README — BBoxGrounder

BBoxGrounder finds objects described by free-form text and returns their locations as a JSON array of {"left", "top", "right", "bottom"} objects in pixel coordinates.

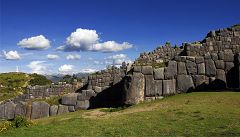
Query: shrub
[
  {"left": 0, "top": 121, "right": 11, "bottom": 133},
  {"left": 11, "top": 116, "right": 33, "bottom": 128}
]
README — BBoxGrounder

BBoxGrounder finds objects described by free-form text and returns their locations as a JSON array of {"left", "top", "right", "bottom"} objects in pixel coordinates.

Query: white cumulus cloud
[
  {"left": 105, "top": 54, "right": 132, "bottom": 65},
  {"left": 17, "top": 35, "right": 50, "bottom": 50},
  {"left": 47, "top": 54, "right": 59, "bottom": 60},
  {"left": 79, "top": 68, "right": 97, "bottom": 73},
  {"left": 57, "top": 28, "right": 132, "bottom": 52},
  {"left": 27, "top": 61, "right": 48, "bottom": 74},
  {"left": 2, "top": 50, "right": 21, "bottom": 60},
  {"left": 92, "top": 41, "right": 132, "bottom": 52},
  {"left": 58, "top": 64, "right": 74, "bottom": 74},
  {"left": 66, "top": 54, "right": 81, "bottom": 60}
]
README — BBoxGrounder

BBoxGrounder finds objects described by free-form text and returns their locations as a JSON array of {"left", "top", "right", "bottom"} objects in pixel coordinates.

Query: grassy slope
[
  {"left": 0, "top": 73, "right": 30, "bottom": 102},
  {"left": 0, "top": 73, "right": 52, "bottom": 102},
  {"left": 1, "top": 92, "right": 240, "bottom": 137}
]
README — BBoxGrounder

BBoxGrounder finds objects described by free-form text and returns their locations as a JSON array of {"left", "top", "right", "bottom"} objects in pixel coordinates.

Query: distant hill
[
  {"left": 45, "top": 73, "right": 89, "bottom": 83},
  {"left": 0, "top": 72, "right": 52, "bottom": 101}
]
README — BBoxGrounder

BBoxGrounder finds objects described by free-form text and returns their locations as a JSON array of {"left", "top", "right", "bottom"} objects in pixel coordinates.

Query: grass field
[{"left": 1, "top": 92, "right": 240, "bottom": 137}]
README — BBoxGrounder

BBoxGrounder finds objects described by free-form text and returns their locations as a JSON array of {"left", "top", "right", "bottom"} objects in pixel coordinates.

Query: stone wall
[
  {"left": 124, "top": 51, "right": 240, "bottom": 104},
  {"left": 186, "top": 26, "right": 240, "bottom": 56},
  {"left": 9, "top": 85, "right": 78, "bottom": 104},
  {"left": 0, "top": 25, "right": 239, "bottom": 120}
]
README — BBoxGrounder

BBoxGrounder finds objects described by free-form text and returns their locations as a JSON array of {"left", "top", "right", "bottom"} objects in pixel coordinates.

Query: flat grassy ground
[{"left": 1, "top": 92, "right": 240, "bottom": 137}]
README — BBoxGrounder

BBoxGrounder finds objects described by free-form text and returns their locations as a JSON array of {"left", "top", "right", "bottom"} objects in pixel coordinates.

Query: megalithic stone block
[
  {"left": 154, "top": 80, "right": 163, "bottom": 96},
  {"left": 124, "top": 72, "right": 145, "bottom": 105},
  {"left": 31, "top": 101, "right": 50, "bottom": 119},
  {"left": 50, "top": 105, "right": 58, "bottom": 116},
  {"left": 177, "top": 75, "right": 195, "bottom": 93},
  {"left": 15, "top": 101, "right": 27, "bottom": 117},
  {"left": 145, "top": 75, "right": 154, "bottom": 96},
  {"left": 4, "top": 101, "right": 16, "bottom": 120},
  {"left": 205, "top": 59, "right": 216, "bottom": 76},
  {"left": 165, "top": 61, "right": 177, "bottom": 79},
  {"left": 163, "top": 79, "right": 176, "bottom": 96},
  {"left": 61, "top": 93, "right": 78, "bottom": 106}
]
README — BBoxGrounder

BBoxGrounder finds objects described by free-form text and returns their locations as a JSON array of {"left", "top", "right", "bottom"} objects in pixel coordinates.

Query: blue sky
[{"left": 0, "top": 0, "right": 240, "bottom": 74}]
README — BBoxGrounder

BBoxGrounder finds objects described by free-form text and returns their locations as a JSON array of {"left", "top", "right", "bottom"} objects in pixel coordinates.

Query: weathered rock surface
[
  {"left": 15, "top": 101, "right": 27, "bottom": 117},
  {"left": 75, "top": 100, "right": 89, "bottom": 110},
  {"left": 31, "top": 101, "right": 50, "bottom": 119},
  {"left": 205, "top": 59, "right": 216, "bottom": 76},
  {"left": 61, "top": 93, "right": 78, "bottom": 106},
  {"left": 163, "top": 79, "right": 176, "bottom": 95},
  {"left": 177, "top": 75, "right": 195, "bottom": 92},
  {"left": 197, "top": 63, "right": 205, "bottom": 75},
  {"left": 154, "top": 80, "right": 163, "bottom": 96},
  {"left": 186, "top": 60, "right": 197, "bottom": 75},
  {"left": 153, "top": 68, "right": 164, "bottom": 80},
  {"left": 57, "top": 105, "right": 69, "bottom": 115},
  {"left": 50, "top": 105, "right": 58, "bottom": 116},
  {"left": 178, "top": 62, "right": 187, "bottom": 75},
  {"left": 145, "top": 75, "right": 154, "bottom": 96},
  {"left": 164, "top": 61, "right": 177, "bottom": 79},
  {"left": 124, "top": 72, "right": 145, "bottom": 105},
  {"left": 142, "top": 66, "right": 153, "bottom": 75},
  {"left": 215, "top": 60, "right": 225, "bottom": 69}
]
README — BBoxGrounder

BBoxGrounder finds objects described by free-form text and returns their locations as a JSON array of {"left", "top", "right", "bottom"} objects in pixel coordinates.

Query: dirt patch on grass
[{"left": 82, "top": 102, "right": 170, "bottom": 119}]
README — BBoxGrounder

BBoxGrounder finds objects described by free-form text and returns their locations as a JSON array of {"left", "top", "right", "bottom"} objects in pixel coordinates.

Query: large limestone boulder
[
  {"left": 57, "top": 105, "right": 69, "bottom": 115},
  {"left": 142, "top": 66, "right": 153, "bottom": 75},
  {"left": 205, "top": 59, "right": 216, "bottom": 76},
  {"left": 4, "top": 101, "right": 16, "bottom": 119},
  {"left": 164, "top": 61, "right": 177, "bottom": 79},
  {"left": 177, "top": 75, "right": 195, "bottom": 92},
  {"left": 186, "top": 60, "right": 197, "bottom": 75},
  {"left": 75, "top": 100, "right": 89, "bottom": 110},
  {"left": 216, "top": 69, "right": 226, "bottom": 83},
  {"left": 224, "top": 50, "right": 234, "bottom": 62},
  {"left": 225, "top": 62, "right": 234, "bottom": 72},
  {"left": 15, "top": 101, "right": 27, "bottom": 117},
  {"left": 31, "top": 101, "right": 50, "bottom": 119},
  {"left": 195, "top": 57, "right": 204, "bottom": 64},
  {"left": 178, "top": 62, "right": 187, "bottom": 75},
  {"left": 153, "top": 68, "right": 164, "bottom": 80},
  {"left": 154, "top": 80, "right": 163, "bottom": 96},
  {"left": 124, "top": 72, "right": 145, "bottom": 105},
  {"left": 215, "top": 60, "right": 225, "bottom": 69},
  {"left": 145, "top": 75, "right": 154, "bottom": 96},
  {"left": 163, "top": 79, "right": 176, "bottom": 96},
  {"left": 133, "top": 66, "right": 141, "bottom": 72},
  {"left": 197, "top": 63, "right": 205, "bottom": 75},
  {"left": 61, "top": 93, "right": 78, "bottom": 106},
  {"left": 50, "top": 105, "right": 58, "bottom": 116},
  {"left": 192, "top": 75, "right": 209, "bottom": 90}
]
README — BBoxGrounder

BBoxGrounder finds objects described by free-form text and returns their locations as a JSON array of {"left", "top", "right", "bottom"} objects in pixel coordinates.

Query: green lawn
[{"left": 1, "top": 92, "right": 240, "bottom": 137}]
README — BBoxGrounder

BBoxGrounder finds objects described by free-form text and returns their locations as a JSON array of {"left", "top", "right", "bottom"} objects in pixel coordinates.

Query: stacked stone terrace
[
  {"left": 125, "top": 52, "right": 240, "bottom": 104},
  {"left": 135, "top": 25, "right": 240, "bottom": 65},
  {"left": 186, "top": 25, "right": 240, "bottom": 56},
  {"left": 135, "top": 44, "right": 183, "bottom": 65},
  {"left": 125, "top": 25, "right": 240, "bottom": 104}
]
